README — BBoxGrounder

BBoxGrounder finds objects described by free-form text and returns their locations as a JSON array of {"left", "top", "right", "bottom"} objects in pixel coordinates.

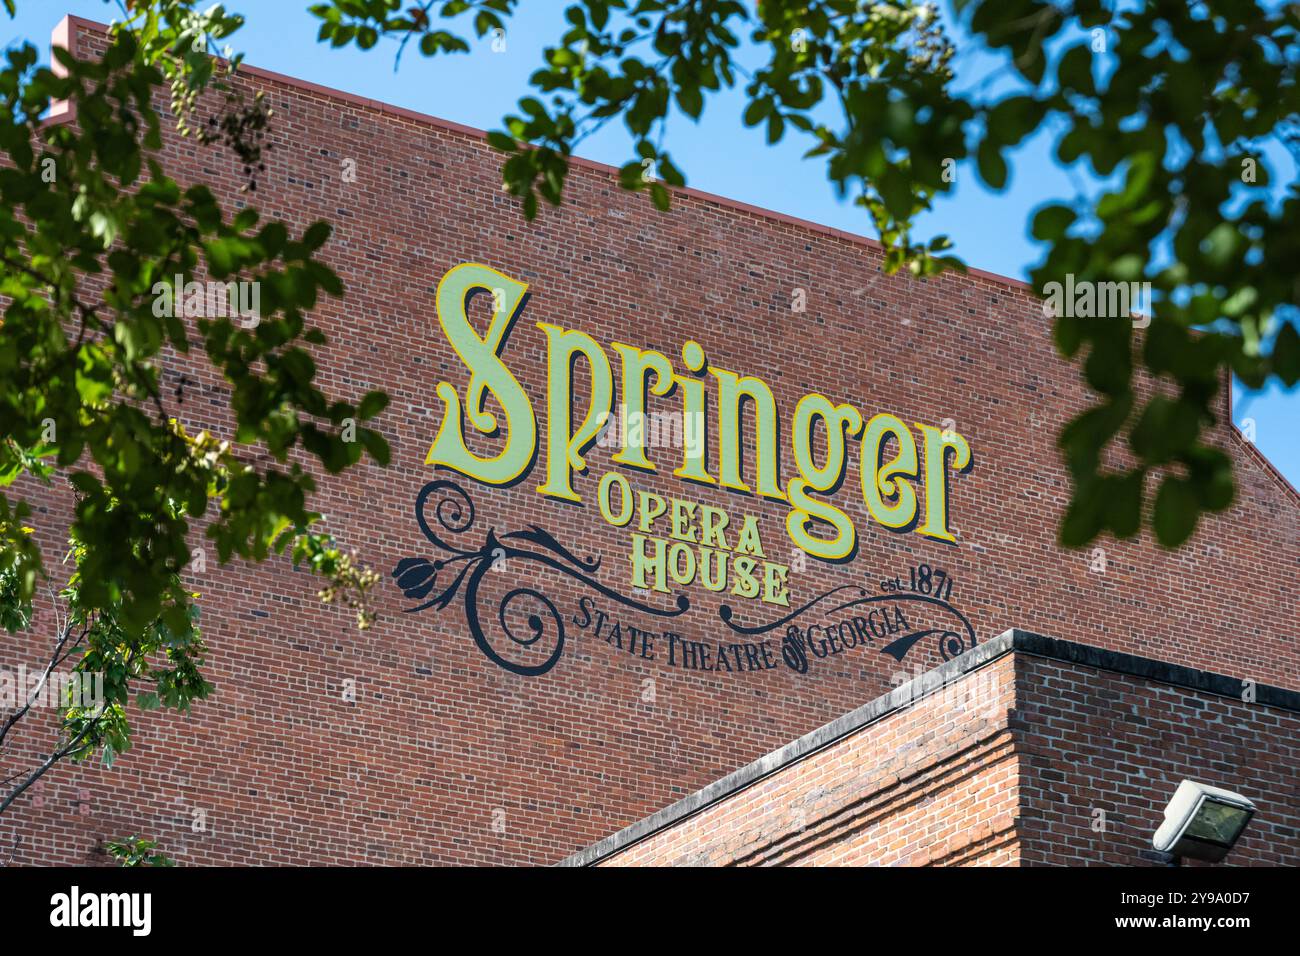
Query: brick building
[{"left": 2, "top": 16, "right": 1297, "bottom": 867}]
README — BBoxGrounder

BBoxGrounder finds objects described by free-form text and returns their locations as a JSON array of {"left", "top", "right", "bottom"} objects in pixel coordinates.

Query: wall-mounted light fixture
[{"left": 1153, "top": 780, "right": 1256, "bottom": 864}]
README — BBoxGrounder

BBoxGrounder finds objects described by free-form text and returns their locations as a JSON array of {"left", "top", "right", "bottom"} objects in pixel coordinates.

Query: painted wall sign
[{"left": 394, "top": 264, "right": 978, "bottom": 677}]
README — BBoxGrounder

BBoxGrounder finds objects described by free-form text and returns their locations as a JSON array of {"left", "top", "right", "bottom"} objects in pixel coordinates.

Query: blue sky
[{"left": 3, "top": 1, "right": 1296, "bottom": 487}]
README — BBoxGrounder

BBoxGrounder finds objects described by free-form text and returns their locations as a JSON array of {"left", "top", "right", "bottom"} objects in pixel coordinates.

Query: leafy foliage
[
  {"left": 104, "top": 834, "right": 176, "bottom": 866},
  {"left": 0, "top": 1, "right": 389, "bottom": 809},
  {"left": 0, "top": 523, "right": 212, "bottom": 814},
  {"left": 0, "top": 512, "right": 378, "bottom": 813},
  {"left": 287, "top": 530, "right": 382, "bottom": 630},
  {"left": 313, "top": 0, "right": 1300, "bottom": 548},
  {"left": 967, "top": 0, "right": 1300, "bottom": 548},
  {"left": 0, "top": 8, "right": 389, "bottom": 633}
]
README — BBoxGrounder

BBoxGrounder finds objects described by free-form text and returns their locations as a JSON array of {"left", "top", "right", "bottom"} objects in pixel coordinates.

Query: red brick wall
[
  {"left": 597, "top": 654, "right": 1023, "bottom": 866},
  {"left": 1, "top": 17, "right": 1296, "bottom": 866},
  {"left": 590, "top": 642, "right": 1299, "bottom": 866},
  {"left": 1014, "top": 654, "right": 1300, "bottom": 866}
]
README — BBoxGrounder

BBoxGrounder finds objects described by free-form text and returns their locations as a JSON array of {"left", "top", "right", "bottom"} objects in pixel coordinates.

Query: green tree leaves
[
  {"left": 1275, "top": 321, "right": 1300, "bottom": 386},
  {"left": 993, "top": 0, "right": 1300, "bottom": 547},
  {"left": 0, "top": 8, "right": 389, "bottom": 640},
  {"left": 104, "top": 835, "right": 176, "bottom": 867}
]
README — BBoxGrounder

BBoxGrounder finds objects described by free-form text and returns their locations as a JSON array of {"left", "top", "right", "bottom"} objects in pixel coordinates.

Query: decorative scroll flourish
[
  {"left": 393, "top": 480, "right": 688, "bottom": 676},
  {"left": 720, "top": 585, "right": 977, "bottom": 674}
]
